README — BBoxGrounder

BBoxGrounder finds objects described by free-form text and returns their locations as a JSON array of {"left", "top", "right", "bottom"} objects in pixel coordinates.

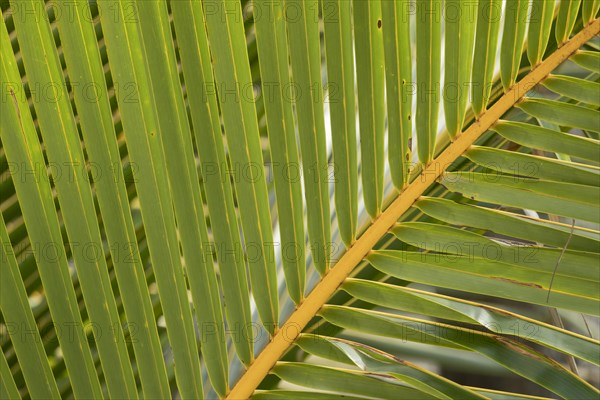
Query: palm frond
[{"left": 1, "top": 1, "right": 599, "bottom": 399}]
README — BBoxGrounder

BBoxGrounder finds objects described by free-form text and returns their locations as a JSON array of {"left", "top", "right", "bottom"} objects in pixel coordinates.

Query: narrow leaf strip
[
  {"left": 542, "top": 75, "right": 600, "bottom": 105},
  {"left": 415, "top": 0, "right": 442, "bottom": 163},
  {"left": 297, "top": 335, "right": 486, "bottom": 399},
  {"left": 518, "top": 98, "right": 600, "bottom": 133},
  {"left": 55, "top": 2, "right": 170, "bottom": 396},
  {"left": 253, "top": 390, "right": 364, "bottom": 400},
  {"left": 500, "top": 0, "right": 529, "bottom": 90},
  {"left": 556, "top": 0, "right": 583, "bottom": 45},
  {"left": 440, "top": 172, "right": 600, "bottom": 223},
  {"left": 284, "top": 0, "right": 331, "bottom": 274},
  {"left": 382, "top": 0, "right": 412, "bottom": 189},
  {"left": 471, "top": 0, "right": 502, "bottom": 116},
  {"left": 0, "top": 16, "right": 102, "bottom": 399},
  {"left": 570, "top": 50, "right": 600, "bottom": 72},
  {"left": 136, "top": 2, "right": 242, "bottom": 395},
  {"left": 354, "top": 0, "right": 385, "bottom": 216},
  {"left": 527, "top": 0, "right": 555, "bottom": 67},
  {"left": 0, "top": 213, "right": 59, "bottom": 398},
  {"left": 465, "top": 146, "right": 600, "bottom": 186},
  {"left": 254, "top": 0, "right": 306, "bottom": 303},
  {"left": 272, "top": 362, "right": 432, "bottom": 399},
  {"left": 368, "top": 250, "right": 598, "bottom": 315},
  {"left": 204, "top": 0, "right": 279, "bottom": 333},
  {"left": 492, "top": 120, "right": 600, "bottom": 161},
  {"left": 343, "top": 280, "right": 600, "bottom": 366},
  {"left": 0, "top": 347, "right": 19, "bottom": 400},
  {"left": 582, "top": 0, "right": 600, "bottom": 24},
  {"left": 171, "top": 0, "right": 252, "bottom": 377},
  {"left": 320, "top": 306, "right": 599, "bottom": 399},
  {"left": 391, "top": 222, "right": 600, "bottom": 283},
  {"left": 99, "top": 1, "right": 207, "bottom": 395},
  {"left": 11, "top": 1, "right": 137, "bottom": 396},
  {"left": 444, "top": 0, "right": 478, "bottom": 138},
  {"left": 323, "top": 0, "right": 358, "bottom": 244},
  {"left": 416, "top": 197, "right": 600, "bottom": 251}
]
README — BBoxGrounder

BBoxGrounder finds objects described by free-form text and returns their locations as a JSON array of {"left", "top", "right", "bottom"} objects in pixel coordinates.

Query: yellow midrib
[{"left": 226, "top": 18, "right": 600, "bottom": 400}]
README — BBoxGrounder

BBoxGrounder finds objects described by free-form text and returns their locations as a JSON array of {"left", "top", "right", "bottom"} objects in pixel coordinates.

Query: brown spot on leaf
[{"left": 492, "top": 277, "right": 542, "bottom": 289}]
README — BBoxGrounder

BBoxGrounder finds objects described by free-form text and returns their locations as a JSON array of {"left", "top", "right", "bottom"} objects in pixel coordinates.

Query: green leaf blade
[
  {"left": 444, "top": 0, "right": 478, "bottom": 138},
  {"left": 11, "top": 1, "right": 137, "bottom": 396},
  {"left": 465, "top": 146, "right": 600, "bottom": 186},
  {"left": 500, "top": 0, "right": 528, "bottom": 90},
  {"left": 0, "top": 214, "right": 60, "bottom": 399},
  {"left": 204, "top": 0, "right": 279, "bottom": 333},
  {"left": 323, "top": 0, "right": 358, "bottom": 245},
  {"left": 55, "top": 2, "right": 171, "bottom": 396},
  {"left": 382, "top": 0, "right": 412, "bottom": 189},
  {"left": 1, "top": 15, "right": 102, "bottom": 399},
  {"left": 471, "top": 0, "right": 502, "bottom": 116},
  {"left": 272, "top": 362, "right": 435, "bottom": 399},
  {"left": 527, "top": 0, "right": 555, "bottom": 67},
  {"left": 416, "top": 0, "right": 442, "bottom": 163},
  {"left": 99, "top": 1, "right": 209, "bottom": 395},
  {"left": 297, "top": 335, "right": 486, "bottom": 400},
  {"left": 321, "top": 306, "right": 599, "bottom": 399},
  {"left": 582, "top": 0, "right": 600, "bottom": 24},
  {"left": 284, "top": 0, "right": 331, "bottom": 274},
  {"left": 542, "top": 74, "right": 600, "bottom": 106},
  {"left": 570, "top": 50, "right": 600, "bottom": 72},
  {"left": 492, "top": 120, "right": 600, "bottom": 161},
  {"left": 171, "top": 0, "right": 254, "bottom": 372},
  {"left": 354, "top": 0, "right": 385, "bottom": 216},
  {"left": 0, "top": 346, "right": 19, "bottom": 400},
  {"left": 369, "top": 250, "right": 599, "bottom": 315},
  {"left": 440, "top": 172, "right": 600, "bottom": 224},
  {"left": 254, "top": 0, "right": 306, "bottom": 303},
  {"left": 344, "top": 277, "right": 600, "bottom": 366},
  {"left": 518, "top": 98, "right": 600, "bottom": 134},
  {"left": 556, "top": 0, "right": 583, "bottom": 45},
  {"left": 416, "top": 197, "right": 600, "bottom": 252}
]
